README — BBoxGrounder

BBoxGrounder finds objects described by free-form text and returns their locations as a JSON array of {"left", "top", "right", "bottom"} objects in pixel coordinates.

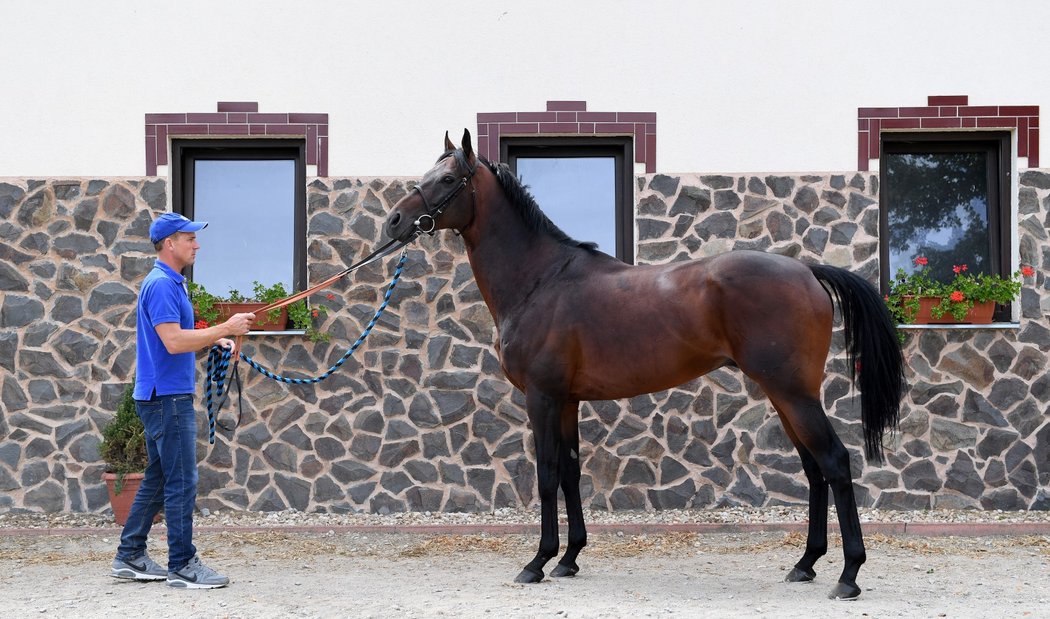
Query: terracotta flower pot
[
  {"left": 103, "top": 472, "right": 144, "bottom": 525},
  {"left": 103, "top": 472, "right": 162, "bottom": 525},
  {"left": 906, "top": 296, "right": 996, "bottom": 324},
  {"left": 215, "top": 302, "right": 288, "bottom": 331}
]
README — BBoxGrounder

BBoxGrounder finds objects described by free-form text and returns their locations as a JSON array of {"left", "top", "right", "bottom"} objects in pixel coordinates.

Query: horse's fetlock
[{"left": 538, "top": 544, "right": 559, "bottom": 560}]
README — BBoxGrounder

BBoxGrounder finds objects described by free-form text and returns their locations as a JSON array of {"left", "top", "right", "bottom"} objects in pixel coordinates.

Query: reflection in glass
[
  {"left": 884, "top": 152, "right": 990, "bottom": 282},
  {"left": 516, "top": 157, "right": 615, "bottom": 254},
  {"left": 192, "top": 159, "right": 295, "bottom": 295}
]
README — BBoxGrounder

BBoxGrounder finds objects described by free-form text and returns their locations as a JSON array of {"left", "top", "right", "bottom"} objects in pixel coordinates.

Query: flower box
[
  {"left": 886, "top": 256, "right": 1033, "bottom": 329},
  {"left": 905, "top": 296, "right": 995, "bottom": 325},
  {"left": 189, "top": 280, "right": 332, "bottom": 341},
  {"left": 215, "top": 302, "right": 288, "bottom": 331}
]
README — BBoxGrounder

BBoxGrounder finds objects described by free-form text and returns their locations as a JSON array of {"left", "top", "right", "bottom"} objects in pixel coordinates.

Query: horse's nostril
[{"left": 389, "top": 213, "right": 401, "bottom": 228}]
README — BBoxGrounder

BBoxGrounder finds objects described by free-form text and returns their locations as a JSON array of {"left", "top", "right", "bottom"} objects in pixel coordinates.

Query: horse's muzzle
[{"left": 383, "top": 210, "right": 414, "bottom": 243}]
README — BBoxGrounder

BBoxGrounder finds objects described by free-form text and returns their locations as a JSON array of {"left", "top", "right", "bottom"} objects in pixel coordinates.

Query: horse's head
[{"left": 384, "top": 129, "right": 479, "bottom": 243}]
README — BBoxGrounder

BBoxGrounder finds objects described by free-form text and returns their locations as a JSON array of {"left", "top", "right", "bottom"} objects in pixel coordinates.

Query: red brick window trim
[
  {"left": 477, "top": 101, "right": 657, "bottom": 173},
  {"left": 145, "top": 102, "right": 329, "bottom": 176},
  {"left": 858, "top": 95, "right": 1039, "bottom": 170}
]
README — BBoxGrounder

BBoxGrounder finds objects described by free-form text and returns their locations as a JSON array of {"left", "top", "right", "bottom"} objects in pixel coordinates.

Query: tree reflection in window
[{"left": 884, "top": 151, "right": 990, "bottom": 283}]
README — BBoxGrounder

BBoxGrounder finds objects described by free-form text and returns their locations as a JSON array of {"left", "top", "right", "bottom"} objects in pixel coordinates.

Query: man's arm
[{"left": 155, "top": 313, "right": 255, "bottom": 355}]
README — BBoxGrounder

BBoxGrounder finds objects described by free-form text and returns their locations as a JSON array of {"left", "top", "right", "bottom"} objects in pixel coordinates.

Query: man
[{"left": 111, "top": 212, "right": 255, "bottom": 589}]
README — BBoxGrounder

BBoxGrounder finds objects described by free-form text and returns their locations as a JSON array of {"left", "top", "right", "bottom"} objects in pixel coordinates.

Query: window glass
[
  {"left": 191, "top": 159, "right": 295, "bottom": 296},
  {"left": 503, "top": 137, "right": 632, "bottom": 262},
  {"left": 516, "top": 157, "right": 616, "bottom": 255},
  {"left": 884, "top": 151, "right": 991, "bottom": 281},
  {"left": 880, "top": 132, "right": 1011, "bottom": 321}
]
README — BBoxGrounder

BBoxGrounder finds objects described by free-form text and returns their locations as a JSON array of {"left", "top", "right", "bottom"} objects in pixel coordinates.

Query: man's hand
[
  {"left": 155, "top": 312, "right": 259, "bottom": 355},
  {"left": 215, "top": 338, "right": 235, "bottom": 350},
  {"left": 223, "top": 312, "right": 255, "bottom": 337}
]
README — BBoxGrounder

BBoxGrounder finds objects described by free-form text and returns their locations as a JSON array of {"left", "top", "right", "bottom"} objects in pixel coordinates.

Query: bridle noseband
[{"left": 412, "top": 150, "right": 478, "bottom": 236}]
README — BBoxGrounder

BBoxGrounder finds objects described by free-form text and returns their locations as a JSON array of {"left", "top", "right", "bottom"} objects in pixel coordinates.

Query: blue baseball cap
[{"left": 149, "top": 212, "right": 208, "bottom": 243}]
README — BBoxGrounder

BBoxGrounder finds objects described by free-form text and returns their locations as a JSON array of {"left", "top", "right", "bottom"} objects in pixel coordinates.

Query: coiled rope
[{"left": 203, "top": 248, "right": 408, "bottom": 443}]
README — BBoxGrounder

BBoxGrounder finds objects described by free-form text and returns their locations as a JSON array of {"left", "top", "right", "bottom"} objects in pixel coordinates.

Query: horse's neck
[{"left": 460, "top": 199, "right": 570, "bottom": 323}]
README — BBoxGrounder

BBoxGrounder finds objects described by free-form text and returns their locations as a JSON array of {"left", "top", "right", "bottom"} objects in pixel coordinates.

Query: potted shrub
[
  {"left": 99, "top": 383, "right": 149, "bottom": 525},
  {"left": 189, "top": 280, "right": 331, "bottom": 342},
  {"left": 885, "top": 255, "right": 1034, "bottom": 325}
]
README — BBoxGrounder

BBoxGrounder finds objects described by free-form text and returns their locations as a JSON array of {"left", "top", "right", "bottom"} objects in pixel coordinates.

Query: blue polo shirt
[{"left": 134, "top": 260, "right": 196, "bottom": 400}]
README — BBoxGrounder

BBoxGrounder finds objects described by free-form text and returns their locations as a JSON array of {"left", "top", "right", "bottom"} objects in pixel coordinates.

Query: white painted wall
[{"left": 2, "top": 0, "right": 1048, "bottom": 176}]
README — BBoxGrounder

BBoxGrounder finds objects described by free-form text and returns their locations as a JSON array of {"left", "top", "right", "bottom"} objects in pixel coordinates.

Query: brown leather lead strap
[{"left": 229, "top": 238, "right": 407, "bottom": 359}]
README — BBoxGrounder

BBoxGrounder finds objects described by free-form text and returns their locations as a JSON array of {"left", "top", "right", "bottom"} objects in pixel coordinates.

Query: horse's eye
[{"left": 441, "top": 175, "right": 456, "bottom": 184}]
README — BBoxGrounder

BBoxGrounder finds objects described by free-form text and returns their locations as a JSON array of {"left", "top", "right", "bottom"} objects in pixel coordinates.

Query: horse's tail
[{"left": 809, "top": 264, "right": 905, "bottom": 463}]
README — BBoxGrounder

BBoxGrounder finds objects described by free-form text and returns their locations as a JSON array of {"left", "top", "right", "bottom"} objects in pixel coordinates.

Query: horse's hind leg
[
  {"left": 782, "top": 439, "right": 829, "bottom": 583},
  {"left": 514, "top": 391, "right": 563, "bottom": 584},
  {"left": 771, "top": 394, "right": 866, "bottom": 600},
  {"left": 551, "top": 403, "right": 586, "bottom": 578}
]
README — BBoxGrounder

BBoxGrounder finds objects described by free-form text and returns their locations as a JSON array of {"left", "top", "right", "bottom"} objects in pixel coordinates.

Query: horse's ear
[
  {"left": 461, "top": 128, "right": 475, "bottom": 164},
  {"left": 444, "top": 131, "right": 455, "bottom": 152}
]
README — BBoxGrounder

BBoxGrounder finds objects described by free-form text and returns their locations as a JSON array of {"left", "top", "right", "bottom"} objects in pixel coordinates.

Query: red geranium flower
[
  {"left": 952, "top": 264, "right": 968, "bottom": 274},
  {"left": 326, "top": 293, "right": 336, "bottom": 300},
  {"left": 1021, "top": 265, "right": 1035, "bottom": 278},
  {"left": 949, "top": 290, "right": 965, "bottom": 302},
  {"left": 194, "top": 320, "right": 209, "bottom": 329},
  {"left": 914, "top": 256, "right": 928, "bottom": 267}
]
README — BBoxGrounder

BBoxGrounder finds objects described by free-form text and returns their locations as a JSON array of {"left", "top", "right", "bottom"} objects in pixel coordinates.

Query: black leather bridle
[{"left": 411, "top": 149, "right": 478, "bottom": 235}]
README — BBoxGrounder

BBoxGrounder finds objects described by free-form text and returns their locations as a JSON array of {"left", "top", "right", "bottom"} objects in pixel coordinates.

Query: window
[
  {"left": 501, "top": 136, "right": 634, "bottom": 263},
  {"left": 172, "top": 139, "right": 306, "bottom": 296},
  {"left": 879, "top": 132, "right": 1012, "bottom": 320}
]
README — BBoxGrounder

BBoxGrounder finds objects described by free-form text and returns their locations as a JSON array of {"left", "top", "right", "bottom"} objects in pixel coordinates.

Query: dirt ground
[{"left": 1, "top": 529, "right": 1048, "bottom": 618}]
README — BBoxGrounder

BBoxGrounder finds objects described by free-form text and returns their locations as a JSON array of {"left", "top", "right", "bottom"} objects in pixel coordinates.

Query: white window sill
[
  {"left": 897, "top": 322, "right": 1020, "bottom": 330},
  {"left": 243, "top": 329, "right": 307, "bottom": 336}
]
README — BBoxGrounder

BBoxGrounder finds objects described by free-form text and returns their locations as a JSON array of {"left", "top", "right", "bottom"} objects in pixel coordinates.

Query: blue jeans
[{"left": 115, "top": 393, "right": 199, "bottom": 572}]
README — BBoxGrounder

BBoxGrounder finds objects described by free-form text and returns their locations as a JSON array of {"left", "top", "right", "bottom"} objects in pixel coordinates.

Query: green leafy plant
[
  {"left": 189, "top": 280, "right": 332, "bottom": 342},
  {"left": 885, "top": 255, "right": 1034, "bottom": 323},
  {"left": 99, "top": 383, "right": 147, "bottom": 495},
  {"left": 188, "top": 280, "right": 220, "bottom": 328}
]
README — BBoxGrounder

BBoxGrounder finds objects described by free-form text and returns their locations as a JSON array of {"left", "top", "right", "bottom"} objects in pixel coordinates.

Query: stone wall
[{"left": 1, "top": 171, "right": 1047, "bottom": 515}]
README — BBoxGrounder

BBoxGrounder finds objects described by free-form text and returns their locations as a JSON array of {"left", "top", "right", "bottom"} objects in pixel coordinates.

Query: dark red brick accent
[
  {"left": 858, "top": 95, "right": 1040, "bottom": 169},
  {"left": 927, "top": 95, "right": 969, "bottom": 106},
  {"left": 217, "top": 101, "right": 259, "bottom": 112},
  {"left": 476, "top": 101, "right": 658, "bottom": 172},
  {"left": 144, "top": 102, "right": 329, "bottom": 175}
]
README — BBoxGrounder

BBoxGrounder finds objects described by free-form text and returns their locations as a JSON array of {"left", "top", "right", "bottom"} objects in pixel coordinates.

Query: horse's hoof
[
  {"left": 828, "top": 581, "right": 861, "bottom": 600},
  {"left": 550, "top": 562, "right": 579, "bottom": 578},
  {"left": 514, "top": 568, "right": 544, "bottom": 584},
  {"left": 784, "top": 567, "right": 816, "bottom": 583}
]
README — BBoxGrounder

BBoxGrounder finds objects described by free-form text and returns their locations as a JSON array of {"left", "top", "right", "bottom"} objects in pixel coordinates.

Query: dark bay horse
[{"left": 383, "top": 130, "right": 905, "bottom": 600}]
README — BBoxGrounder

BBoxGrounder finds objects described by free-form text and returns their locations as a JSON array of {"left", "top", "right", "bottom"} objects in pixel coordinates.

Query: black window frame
[
  {"left": 500, "top": 136, "right": 635, "bottom": 264},
  {"left": 171, "top": 138, "right": 307, "bottom": 291},
  {"left": 879, "top": 131, "right": 1012, "bottom": 322}
]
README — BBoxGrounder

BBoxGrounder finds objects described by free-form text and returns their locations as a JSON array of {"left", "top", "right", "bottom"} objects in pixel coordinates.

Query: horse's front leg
[
  {"left": 514, "top": 391, "right": 562, "bottom": 584},
  {"left": 551, "top": 402, "right": 585, "bottom": 578}
]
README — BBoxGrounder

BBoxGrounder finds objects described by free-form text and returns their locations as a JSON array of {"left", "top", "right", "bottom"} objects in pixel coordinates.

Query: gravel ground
[
  {"left": 1, "top": 507, "right": 1049, "bottom": 618},
  {"left": 4, "top": 505, "right": 1050, "bottom": 531}
]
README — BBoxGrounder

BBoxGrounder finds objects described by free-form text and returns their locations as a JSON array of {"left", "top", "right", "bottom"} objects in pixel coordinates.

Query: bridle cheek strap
[{"left": 412, "top": 151, "right": 478, "bottom": 235}]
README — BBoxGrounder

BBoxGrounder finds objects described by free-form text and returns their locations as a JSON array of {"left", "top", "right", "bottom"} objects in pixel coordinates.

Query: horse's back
[{"left": 520, "top": 249, "right": 836, "bottom": 400}]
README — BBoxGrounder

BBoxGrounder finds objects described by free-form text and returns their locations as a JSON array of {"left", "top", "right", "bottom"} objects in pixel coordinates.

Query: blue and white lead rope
[{"left": 203, "top": 248, "right": 408, "bottom": 444}]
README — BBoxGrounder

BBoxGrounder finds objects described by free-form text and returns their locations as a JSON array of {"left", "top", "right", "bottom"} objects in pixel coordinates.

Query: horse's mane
[{"left": 474, "top": 155, "right": 601, "bottom": 253}]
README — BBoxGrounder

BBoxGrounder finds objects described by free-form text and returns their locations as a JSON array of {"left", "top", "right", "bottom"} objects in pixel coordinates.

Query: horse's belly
[{"left": 569, "top": 348, "right": 726, "bottom": 401}]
